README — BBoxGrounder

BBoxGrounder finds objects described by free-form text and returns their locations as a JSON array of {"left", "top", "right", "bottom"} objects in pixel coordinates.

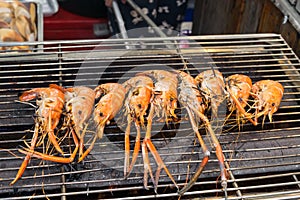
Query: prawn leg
[
  {"left": 194, "top": 108, "right": 228, "bottom": 189},
  {"left": 78, "top": 135, "right": 98, "bottom": 162},
  {"left": 77, "top": 123, "right": 89, "bottom": 160},
  {"left": 19, "top": 127, "right": 79, "bottom": 163},
  {"left": 78, "top": 124, "right": 102, "bottom": 162},
  {"left": 47, "top": 111, "right": 64, "bottom": 154},
  {"left": 10, "top": 122, "right": 39, "bottom": 185},
  {"left": 125, "top": 116, "right": 142, "bottom": 177},
  {"left": 142, "top": 137, "right": 156, "bottom": 191},
  {"left": 179, "top": 108, "right": 227, "bottom": 195},
  {"left": 124, "top": 115, "right": 133, "bottom": 177},
  {"left": 178, "top": 107, "right": 210, "bottom": 195},
  {"left": 143, "top": 103, "right": 179, "bottom": 192},
  {"left": 226, "top": 86, "right": 257, "bottom": 126}
]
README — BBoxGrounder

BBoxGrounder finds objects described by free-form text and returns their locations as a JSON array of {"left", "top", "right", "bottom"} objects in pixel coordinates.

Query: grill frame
[{"left": 0, "top": 33, "right": 300, "bottom": 199}]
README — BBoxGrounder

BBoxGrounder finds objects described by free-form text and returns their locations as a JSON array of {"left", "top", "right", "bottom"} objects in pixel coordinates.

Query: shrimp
[
  {"left": 65, "top": 86, "right": 95, "bottom": 158},
  {"left": 195, "top": 70, "right": 225, "bottom": 106},
  {"left": 225, "top": 74, "right": 257, "bottom": 126},
  {"left": 195, "top": 69, "right": 227, "bottom": 148},
  {"left": 174, "top": 71, "right": 227, "bottom": 196},
  {"left": 10, "top": 84, "right": 65, "bottom": 185},
  {"left": 251, "top": 80, "right": 284, "bottom": 125},
  {"left": 122, "top": 76, "right": 159, "bottom": 191},
  {"left": 21, "top": 86, "right": 96, "bottom": 164},
  {"left": 137, "top": 70, "right": 178, "bottom": 122},
  {"left": 134, "top": 70, "right": 179, "bottom": 191},
  {"left": 78, "top": 83, "right": 126, "bottom": 162}
]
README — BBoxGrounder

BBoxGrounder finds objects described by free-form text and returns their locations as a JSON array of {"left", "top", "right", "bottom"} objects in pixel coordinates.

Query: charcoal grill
[{"left": 0, "top": 33, "right": 300, "bottom": 199}]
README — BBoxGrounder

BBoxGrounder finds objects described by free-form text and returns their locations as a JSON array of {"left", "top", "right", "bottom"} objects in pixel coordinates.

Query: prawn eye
[
  {"left": 271, "top": 103, "right": 275, "bottom": 106},
  {"left": 133, "top": 90, "right": 139, "bottom": 96},
  {"left": 137, "top": 104, "right": 142, "bottom": 109},
  {"left": 99, "top": 112, "right": 103, "bottom": 117},
  {"left": 238, "top": 97, "right": 243, "bottom": 102},
  {"left": 78, "top": 110, "right": 82, "bottom": 115},
  {"left": 170, "top": 97, "right": 174, "bottom": 101}
]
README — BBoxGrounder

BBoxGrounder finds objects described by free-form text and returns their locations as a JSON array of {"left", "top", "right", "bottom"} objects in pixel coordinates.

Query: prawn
[
  {"left": 251, "top": 80, "right": 284, "bottom": 125},
  {"left": 175, "top": 71, "right": 228, "bottom": 195},
  {"left": 10, "top": 84, "right": 65, "bottom": 185}
]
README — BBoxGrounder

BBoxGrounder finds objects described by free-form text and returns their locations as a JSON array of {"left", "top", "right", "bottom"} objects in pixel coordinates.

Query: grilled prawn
[
  {"left": 195, "top": 69, "right": 226, "bottom": 112},
  {"left": 175, "top": 70, "right": 228, "bottom": 195},
  {"left": 137, "top": 70, "right": 178, "bottom": 122},
  {"left": 65, "top": 86, "right": 95, "bottom": 158},
  {"left": 251, "top": 80, "right": 284, "bottom": 125},
  {"left": 225, "top": 74, "right": 256, "bottom": 125},
  {"left": 122, "top": 76, "right": 158, "bottom": 190},
  {"left": 78, "top": 83, "right": 126, "bottom": 162},
  {"left": 22, "top": 86, "right": 96, "bottom": 164},
  {"left": 195, "top": 69, "right": 227, "bottom": 139},
  {"left": 135, "top": 70, "right": 179, "bottom": 191},
  {"left": 10, "top": 84, "right": 65, "bottom": 185}
]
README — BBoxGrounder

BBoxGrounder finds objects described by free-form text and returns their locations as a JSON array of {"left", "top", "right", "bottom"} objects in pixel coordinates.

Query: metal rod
[
  {"left": 224, "top": 161, "right": 243, "bottom": 198},
  {"left": 112, "top": 1, "right": 129, "bottom": 40},
  {"left": 111, "top": 0, "right": 133, "bottom": 49},
  {"left": 1, "top": 33, "right": 300, "bottom": 199},
  {"left": 60, "top": 167, "right": 67, "bottom": 200},
  {"left": 292, "top": 175, "right": 300, "bottom": 189}
]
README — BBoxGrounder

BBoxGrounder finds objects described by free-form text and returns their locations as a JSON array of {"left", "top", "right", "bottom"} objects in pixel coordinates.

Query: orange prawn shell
[
  {"left": 195, "top": 69, "right": 225, "bottom": 109},
  {"left": 136, "top": 70, "right": 178, "bottom": 119},
  {"left": 226, "top": 74, "right": 252, "bottom": 110},
  {"left": 11, "top": 84, "right": 65, "bottom": 185},
  {"left": 19, "top": 84, "right": 65, "bottom": 130},
  {"left": 93, "top": 83, "right": 126, "bottom": 137},
  {"left": 123, "top": 76, "right": 153, "bottom": 123},
  {"left": 94, "top": 84, "right": 125, "bottom": 123},
  {"left": 176, "top": 70, "right": 206, "bottom": 114},
  {"left": 65, "top": 86, "right": 95, "bottom": 134},
  {"left": 252, "top": 80, "right": 284, "bottom": 116},
  {"left": 195, "top": 69, "right": 225, "bottom": 96}
]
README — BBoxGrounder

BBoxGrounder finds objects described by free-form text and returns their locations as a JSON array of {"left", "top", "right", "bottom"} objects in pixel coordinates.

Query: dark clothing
[
  {"left": 58, "top": 0, "right": 107, "bottom": 18},
  {"left": 108, "top": 0, "right": 188, "bottom": 36}
]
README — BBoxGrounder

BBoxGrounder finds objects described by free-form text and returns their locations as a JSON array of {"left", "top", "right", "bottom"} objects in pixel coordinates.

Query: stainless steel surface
[{"left": 0, "top": 34, "right": 300, "bottom": 199}]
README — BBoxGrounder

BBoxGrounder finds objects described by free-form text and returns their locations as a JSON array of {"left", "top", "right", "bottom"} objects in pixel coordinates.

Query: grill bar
[{"left": 0, "top": 33, "right": 300, "bottom": 199}]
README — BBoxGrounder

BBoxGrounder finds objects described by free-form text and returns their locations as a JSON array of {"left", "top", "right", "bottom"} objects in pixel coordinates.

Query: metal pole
[
  {"left": 112, "top": 0, "right": 134, "bottom": 49},
  {"left": 112, "top": 0, "right": 129, "bottom": 39}
]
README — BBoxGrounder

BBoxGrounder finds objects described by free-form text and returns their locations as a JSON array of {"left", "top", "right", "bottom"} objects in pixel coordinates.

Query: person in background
[{"left": 105, "top": 0, "right": 188, "bottom": 36}]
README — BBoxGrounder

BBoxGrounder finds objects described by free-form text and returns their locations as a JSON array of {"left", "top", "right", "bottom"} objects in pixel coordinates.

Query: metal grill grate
[{"left": 0, "top": 33, "right": 300, "bottom": 199}]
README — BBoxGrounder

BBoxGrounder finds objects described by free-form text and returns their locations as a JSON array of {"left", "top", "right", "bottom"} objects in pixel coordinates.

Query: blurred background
[{"left": 41, "top": 0, "right": 300, "bottom": 57}]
